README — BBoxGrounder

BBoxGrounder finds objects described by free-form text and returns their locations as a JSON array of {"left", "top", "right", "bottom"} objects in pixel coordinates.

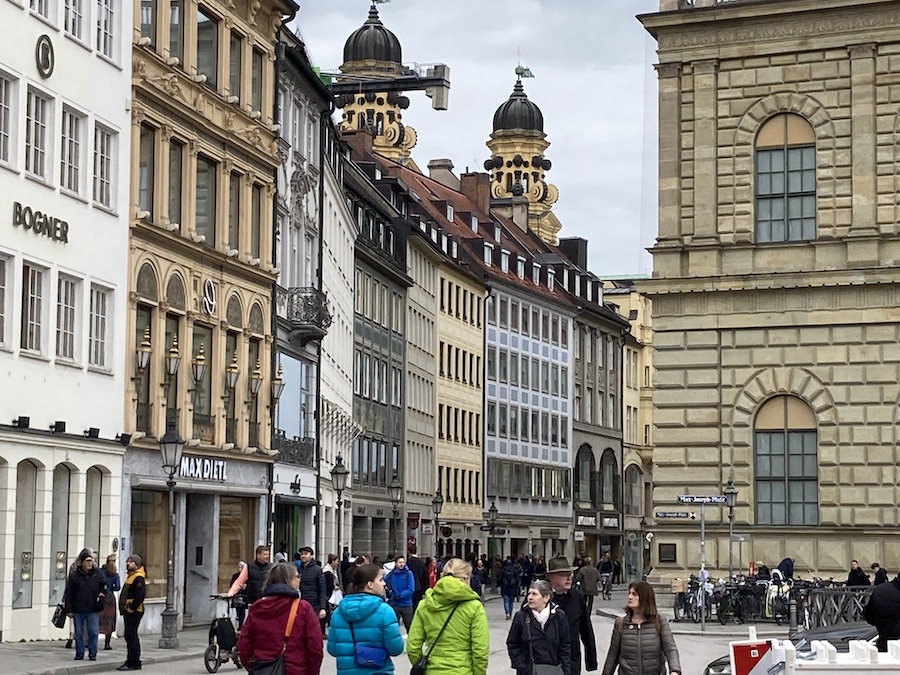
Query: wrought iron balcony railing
[
  {"left": 272, "top": 430, "right": 316, "bottom": 468},
  {"left": 275, "top": 286, "right": 332, "bottom": 343}
]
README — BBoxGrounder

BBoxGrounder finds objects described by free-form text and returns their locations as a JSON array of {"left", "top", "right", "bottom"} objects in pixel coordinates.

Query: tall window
[
  {"left": 228, "top": 172, "right": 241, "bottom": 248},
  {"left": 192, "top": 324, "right": 213, "bottom": 441},
  {"left": 575, "top": 445, "right": 595, "bottom": 506},
  {"left": 139, "top": 124, "right": 155, "bottom": 217},
  {"left": 56, "top": 276, "right": 78, "bottom": 360},
  {"left": 196, "top": 7, "right": 218, "bottom": 88},
  {"left": 135, "top": 305, "right": 152, "bottom": 433},
  {"left": 93, "top": 125, "right": 114, "bottom": 207},
  {"left": 13, "top": 460, "right": 37, "bottom": 609},
  {"left": 195, "top": 155, "right": 217, "bottom": 245},
  {"left": 755, "top": 395, "right": 818, "bottom": 525},
  {"left": 251, "top": 48, "right": 263, "bottom": 111},
  {"left": 21, "top": 264, "right": 44, "bottom": 352},
  {"left": 60, "top": 108, "right": 83, "bottom": 193},
  {"left": 0, "top": 257, "right": 7, "bottom": 346},
  {"left": 25, "top": 89, "right": 49, "bottom": 179},
  {"left": 96, "top": 0, "right": 115, "bottom": 59},
  {"left": 0, "top": 73, "right": 11, "bottom": 165},
  {"left": 140, "top": 0, "right": 157, "bottom": 47},
  {"left": 50, "top": 465, "right": 71, "bottom": 604},
  {"left": 88, "top": 286, "right": 109, "bottom": 368},
  {"left": 168, "top": 140, "right": 183, "bottom": 228},
  {"left": 31, "top": 0, "right": 49, "bottom": 17},
  {"left": 600, "top": 449, "right": 618, "bottom": 508},
  {"left": 169, "top": 0, "right": 184, "bottom": 63},
  {"left": 84, "top": 467, "right": 103, "bottom": 561},
  {"left": 624, "top": 464, "right": 642, "bottom": 515},
  {"left": 131, "top": 490, "right": 167, "bottom": 598},
  {"left": 229, "top": 32, "right": 242, "bottom": 99},
  {"left": 64, "top": 0, "right": 84, "bottom": 39},
  {"left": 756, "top": 113, "right": 816, "bottom": 243},
  {"left": 250, "top": 183, "right": 261, "bottom": 258}
]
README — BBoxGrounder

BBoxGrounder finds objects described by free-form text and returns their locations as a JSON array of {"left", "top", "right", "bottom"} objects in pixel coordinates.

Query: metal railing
[
  {"left": 275, "top": 286, "right": 333, "bottom": 334},
  {"left": 804, "top": 586, "right": 873, "bottom": 629},
  {"left": 272, "top": 431, "right": 316, "bottom": 468}
]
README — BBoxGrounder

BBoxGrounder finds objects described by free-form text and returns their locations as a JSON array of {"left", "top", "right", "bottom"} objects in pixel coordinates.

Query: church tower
[
  {"left": 335, "top": 4, "right": 417, "bottom": 162},
  {"left": 484, "top": 74, "right": 560, "bottom": 243}
]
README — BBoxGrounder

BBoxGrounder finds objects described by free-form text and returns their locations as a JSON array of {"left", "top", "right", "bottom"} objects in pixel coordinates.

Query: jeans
[
  {"left": 73, "top": 612, "right": 99, "bottom": 657},
  {"left": 585, "top": 594, "right": 594, "bottom": 615},
  {"left": 393, "top": 605, "right": 413, "bottom": 631},
  {"left": 502, "top": 594, "right": 514, "bottom": 616},
  {"left": 124, "top": 612, "right": 143, "bottom": 667}
]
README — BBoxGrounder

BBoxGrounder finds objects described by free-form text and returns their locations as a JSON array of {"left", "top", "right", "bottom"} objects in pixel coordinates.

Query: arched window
[
  {"left": 755, "top": 113, "right": 816, "bottom": 243},
  {"left": 624, "top": 465, "right": 642, "bottom": 516},
  {"left": 754, "top": 395, "right": 818, "bottom": 525},
  {"left": 85, "top": 466, "right": 104, "bottom": 555},
  {"left": 574, "top": 445, "right": 595, "bottom": 506},
  {"left": 50, "top": 465, "right": 71, "bottom": 604},
  {"left": 600, "top": 449, "right": 619, "bottom": 508}
]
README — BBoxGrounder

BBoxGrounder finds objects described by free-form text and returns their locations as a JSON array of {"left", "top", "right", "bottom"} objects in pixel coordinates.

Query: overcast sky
[{"left": 291, "top": 0, "right": 660, "bottom": 277}]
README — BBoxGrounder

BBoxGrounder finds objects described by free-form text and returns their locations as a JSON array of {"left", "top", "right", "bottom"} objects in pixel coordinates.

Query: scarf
[
  {"left": 532, "top": 605, "right": 551, "bottom": 629},
  {"left": 120, "top": 566, "right": 146, "bottom": 614}
]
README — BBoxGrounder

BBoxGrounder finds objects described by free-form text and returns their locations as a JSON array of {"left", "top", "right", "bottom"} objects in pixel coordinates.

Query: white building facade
[{"left": 0, "top": 0, "right": 131, "bottom": 641}]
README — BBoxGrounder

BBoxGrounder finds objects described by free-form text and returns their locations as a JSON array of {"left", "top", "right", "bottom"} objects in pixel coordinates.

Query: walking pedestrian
[
  {"left": 98, "top": 554, "right": 120, "bottom": 651},
  {"left": 64, "top": 548, "right": 107, "bottom": 662},
  {"left": 873, "top": 563, "right": 890, "bottom": 586},
  {"left": 601, "top": 581, "right": 681, "bottom": 675},
  {"left": 427, "top": 557, "right": 438, "bottom": 588},
  {"left": 575, "top": 557, "right": 601, "bottom": 614},
  {"left": 229, "top": 561, "right": 248, "bottom": 629},
  {"left": 328, "top": 563, "right": 404, "bottom": 675},
  {"left": 535, "top": 556, "right": 547, "bottom": 579},
  {"left": 500, "top": 558, "right": 520, "bottom": 619},
  {"left": 406, "top": 552, "right": 428, "bottom": 611},
  {"left": 546, "top": 556, "right": 598, "bottom": 675},
  {"left": 864, "top": 570, "right": 900, "bottom": 651},
  {"left": 507, "top": 579, "right": 571, "bottom": 675},
  {"left": 238, "top": 562, "right": 324, "bottom": 675},
  {"left": 116, "top": 554, "right": 146, "bottom": 671},
  {"left": 407, "top": 558, "right": 488, "bottom": 675},
  {"left": 384, "top": 555, "right": 415, "bottom": 631},
  {"left": 297, "top": 546, "right": 328, "bottom": 631},
  {"left": 847, "top": 559, "right": 871, "bottom": 586},
  {"left": 228, "top": 545, "right": 272, "bottom": 606}
]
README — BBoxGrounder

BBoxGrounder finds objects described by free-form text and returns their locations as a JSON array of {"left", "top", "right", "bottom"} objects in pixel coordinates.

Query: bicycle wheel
[
  {"left": 204, "top": 644, "right": 221, "bottom": 674},
  {"left": 690, "top": 598, "right": 701, "bottom": 623}
]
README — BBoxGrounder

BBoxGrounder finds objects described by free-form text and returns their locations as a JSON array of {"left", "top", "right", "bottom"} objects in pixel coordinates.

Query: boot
[{"left": 65, "top": 639, "right": 72, "bottom": 649}]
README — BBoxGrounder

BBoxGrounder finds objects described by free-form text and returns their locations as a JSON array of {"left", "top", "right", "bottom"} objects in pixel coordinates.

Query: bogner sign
[
  {"left": 179, "top": 456, "right": 228, "bottom": 481},
  {"left": 13, "top": 201, "right": 70, "bottom": 243}
]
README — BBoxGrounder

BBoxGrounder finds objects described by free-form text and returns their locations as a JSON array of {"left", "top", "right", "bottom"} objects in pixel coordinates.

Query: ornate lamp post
[
  {"left": 431, "top": 490, "right": 444, "bottom": 556},
  {"left": 388, "top": 475, "right": 403, "bottom": 556},
  {"left": 488, "top": 500, "right": 498, "bottom": 558},
  {"left": 331, "top": 456, "right": 349, "bottom": 558},
  {"left": 158, "top": 430, "right": 184, "bottom": 648},
  {"left": 724, "top": 479, "right": 738, "bottom": 579}
]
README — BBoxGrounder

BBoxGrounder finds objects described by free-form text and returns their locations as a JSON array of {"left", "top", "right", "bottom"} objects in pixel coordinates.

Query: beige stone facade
[{"left": 640, "top": 0, "right": 900, "bottom": 578}]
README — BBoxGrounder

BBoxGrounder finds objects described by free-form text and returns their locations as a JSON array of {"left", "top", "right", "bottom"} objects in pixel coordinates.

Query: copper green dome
[
  {"left": 492, "top": 80, "right": 544, "bottom": 133},
  {"left": 343, "top": 4, "right": 402, "bottom": 65}
]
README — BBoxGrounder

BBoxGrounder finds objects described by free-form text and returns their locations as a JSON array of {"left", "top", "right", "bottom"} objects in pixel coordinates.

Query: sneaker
[
  {"left": 116, "top": 665, "right": 133, "bottom": 671},
  {"left": 89, "top": 655, "right": 97, "bottom": 661},
  {"left": 74, "top": 655, "right": 84, "bottom": 661}
]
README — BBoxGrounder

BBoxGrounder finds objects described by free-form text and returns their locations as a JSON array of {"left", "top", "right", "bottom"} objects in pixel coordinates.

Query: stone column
[
  {"left": 692, "top": 59, "right": 719, "bottom": 243},
  {"left": 848, "top": 44, "right": 877, "bottom": 235},
  {"left": 655, "top": 63, "right": 683, "bottom": 246}
]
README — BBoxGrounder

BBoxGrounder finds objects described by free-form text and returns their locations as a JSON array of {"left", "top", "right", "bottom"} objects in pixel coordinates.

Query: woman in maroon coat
[{"left": 238, "top": 562, "right": 323, "bottom": 675}]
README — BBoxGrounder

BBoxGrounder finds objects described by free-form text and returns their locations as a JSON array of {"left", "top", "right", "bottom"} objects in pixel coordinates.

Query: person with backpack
[
  {"left": 499, "top": 558, "right": 520, "bottom": 620},
  {"left": 384, "top": 556, "right": 415, "bottom": 631},
  {"left": 507, "top": 579, "right": 571, "bottom": 675},
  {"left": 601, "top": 581, "right": 681, "bottom": 675}
]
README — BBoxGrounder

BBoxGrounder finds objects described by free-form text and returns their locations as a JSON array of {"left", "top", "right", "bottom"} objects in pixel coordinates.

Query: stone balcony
[
  {"left": 272, "top": 431, "right": 316, "bottom": 468},
  {"left": 275, "top": 285, "right": 333, "bottom": 345}
]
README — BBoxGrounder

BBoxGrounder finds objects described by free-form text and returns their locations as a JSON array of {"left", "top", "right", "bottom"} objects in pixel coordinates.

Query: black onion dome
[
  {"left": 343, "top": 4, "right": 402, "bottom": 65},
  {"left": 492, "top": 80, "right": 544, "bottom": 132}
]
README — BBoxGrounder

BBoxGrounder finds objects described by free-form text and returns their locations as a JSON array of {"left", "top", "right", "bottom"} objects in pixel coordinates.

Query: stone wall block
[
  {"left": 848, "top": 344, "right": 881, "bottom": 363},
  {"left": 819, "top": 467, "right": 838, "bottom": 486},
  {"left": 840, "top": 487, "right": 866, "bottom": 505},
  {"left": 686, "top": 330, "right": 720, "bottom": 347},
  {"left": 819, "top": 506, "right": 839, "bottom": 526},
  {"left": 767, "top": 328, "right": 799, "bottom": 346},
  {"left": 849, "top": 385, "right": 884, "bottom": 405},
  {"left": 686, "top": 369, "right": 720, "bottom": 387},
  {"left": 853, "top": 464, "right": 882, "bottom": 485},
  {"left": 867, "top": 487, "right": 896, "bottom": 506},
  {"left": 685, "top": 407, "right": 720, "bottom": 426},
  {"left": 816, "top": 345, "right": 849, "bottom": 365},
  {"left": 799, "top": 327, "right": 831, "bottom": 344}
]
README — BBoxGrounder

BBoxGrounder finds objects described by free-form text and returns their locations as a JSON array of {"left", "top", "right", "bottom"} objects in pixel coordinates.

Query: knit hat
[
  {"left": 77, "top": 548, "right": 94, "bottom": 564},
  {"left": 127, "top": 554, "right": 143, "bottom": 567}
]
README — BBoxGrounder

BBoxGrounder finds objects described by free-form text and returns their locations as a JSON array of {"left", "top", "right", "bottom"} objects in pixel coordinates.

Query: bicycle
[
  {"left": 204, "top": 595, "right": 243, "bottom": 673},
  {"left": 716, "top": 583, "right": 744, "bottom": 625},
  {"left": 600, "top": 573, "right": 612, "bottom": 601}
]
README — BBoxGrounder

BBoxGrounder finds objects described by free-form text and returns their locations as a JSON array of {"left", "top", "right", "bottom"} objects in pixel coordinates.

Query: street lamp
[
  {"left": 158, "top": 430, "right": 184, "bottom": 649},
  {"left": 431, "top": 490, "right": 444, "bottom": 558},
  {"left": 249, "top": 359, "right": 264, "bottom": 396},
  {"left": 270, "top": 363, "right": 285, "bottom": 404},
  {"left": 488, "top": 500, "right": 498, "bottom": 559},
  {"left": 331, "top": 456, "right": 349, "bottom": 558},
  {"left": 724, "top": 479, "right": 738, "bottom": 579},
  {"left": 135, "top": 327, "right": 152, "bottom": 373},
  {"left": 388, "top": 475, "right": 403, "bottom": 555}
]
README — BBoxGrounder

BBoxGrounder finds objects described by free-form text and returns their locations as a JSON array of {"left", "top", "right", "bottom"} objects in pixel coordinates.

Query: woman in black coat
[{"left": 507, "top": 580, "right": 571, "bottom": 675}]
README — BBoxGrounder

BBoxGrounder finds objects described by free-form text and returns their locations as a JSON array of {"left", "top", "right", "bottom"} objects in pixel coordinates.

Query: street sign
[
  {"left": 677, "top": 494, "right": 728, "bottom": 504},
  {"left": 655, "top": 511, "right": 691, "bottom": 518},
  {"left": 479, "top": 524, "right": 492, "bottom": 532},
  {"left": 731, "top": 533, "right": 751, "bottom": 542}
]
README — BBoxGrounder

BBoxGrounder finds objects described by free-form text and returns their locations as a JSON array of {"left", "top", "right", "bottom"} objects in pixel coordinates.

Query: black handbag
[
  {"left": 410, "top": 602, "right": 461, "bottom": 675},
  {"left": 247, "top": 598, "right": 300, "bottom": 675},
  {"left": 52, "top": 603, "right": 67, "bottom": 629},
  {"left": 526, "top": 615, "right": 565, "bottom": 675}
]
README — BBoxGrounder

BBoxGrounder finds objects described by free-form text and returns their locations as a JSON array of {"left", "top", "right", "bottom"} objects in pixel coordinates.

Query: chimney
[
  {"left": 342, "top": 129, "right": 375, "bottom": 162},
  {"left": 460, "top": 172, "right": 491, "bottom": 215},
  {"left": 510, "top": 195, "right": 528, "bottom": 232},
  {"left": 558, "top": 237, "right": 589, "bottom": 268},
  {"left": 427, "top": 159, "right": 460, "bottom": 191}
]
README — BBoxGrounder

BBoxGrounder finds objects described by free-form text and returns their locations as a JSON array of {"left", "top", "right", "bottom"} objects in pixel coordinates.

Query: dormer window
[
  {"left": 374, "top": 167, "right": 382, "bottom": 180},
  {"left": 431, "top": 227, "right": 438, "bottom": 244},
  {"left": 532, "top": 262, "right": 541, "bottom": 285},
  {"left": 494, "top": 224, "right": 501, "bottom": 242},
  {"left": 547, "top": 268, "right": 555, "bottom": 290},
  {"left": 447, "top": 204, "right": 454, "bottom": 221},
  {"left": 386, "top": 230, "right": 395, "bottom": 254},
  {"left": 484, "top": 242, "right": 494, "bottom": 266},
  {"left": 501, "top": 249, "right": 510, "bottom": 273},
  {"left": 452, "top": 240, "right": 459, "bottom": 258},
  {"left": 517, "top": 256, "right": 525, "bottom": 279},
  {"left": 471, "top": 215, "right": 478, "bottom": 233},
  {"left": 441, "top": 233, "right": 449, "bottom": 252}
]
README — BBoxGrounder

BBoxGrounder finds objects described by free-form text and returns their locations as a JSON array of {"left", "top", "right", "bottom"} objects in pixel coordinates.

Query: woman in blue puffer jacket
[{"left": 327, "top": 563, "right": 405, "bottom": 675}]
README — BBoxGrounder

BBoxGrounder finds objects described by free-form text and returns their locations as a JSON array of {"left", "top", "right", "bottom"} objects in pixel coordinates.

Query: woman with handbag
[
  {"left": 601, "top": 581, "right": 681, "bottom": 675},
  {"left": 327, "top": 563, "right": 404, "bottom": 675},
  {"left": 407, "top": 558, "right": 488, "bottom": 675},
  {"left": 98, "top": 554, "right": 120, "bottom": 651},
  {"left": 506, "top": 580, "right": 571, "bottom": 675},
  {"left": 237, "top": 562, "right": 323, "bottom": 675}
]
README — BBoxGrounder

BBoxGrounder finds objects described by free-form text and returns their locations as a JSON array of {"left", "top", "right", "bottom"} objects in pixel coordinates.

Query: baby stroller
[{"left": 204, "top": 595, "right": 243, "bottom": 673}]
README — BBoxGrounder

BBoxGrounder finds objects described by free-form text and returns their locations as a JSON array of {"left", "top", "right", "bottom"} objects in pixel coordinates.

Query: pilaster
[
  {"left": 655, "top": 62, "right": 682, "bottom": 247},
  {"left": 691, "top": 59, "right": 719, "bottom": 244},
  {"left": 848, "top": 43, "right": 877, "bottom": 237}
]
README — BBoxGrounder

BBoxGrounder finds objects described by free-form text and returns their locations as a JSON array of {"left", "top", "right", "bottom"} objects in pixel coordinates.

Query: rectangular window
[
  {"left": 229, "top": 32, "right": 242, "bottom": 99},
  {"left": 755, "top": 430, "right": 817, "bottom": 525},
  {"left": 0, "top": 74, "right": 11, "bottom": 164},
  {"left": 251, "top": 48, "right": 264, "bottom": 111},
  {"left": 65, "top": 0, "right": 85, "bottom": 39},
  {"left": 168, "top": 140, "right": 183, "bottom": 227},
  {"left": 228, "top": 172, "right": 241, "bottom": 249},
  {"left": 140, "top": 0, "right": 157, "bottom": 46},
  {"left": 0, "top": 257, "right": 6, "bottom": 346},
  {"left": 131, "top": 490, "right": 167, "bottom": 599},
  {"left": 139, "top": 124, "right": 155, "bottom": 217},
  {"left": 756, "top": 147, "right": 816, "bottom": 243},
  {"left": 25, "top": 89, "right": 49, "bottom": 179},
  {"left": 250, "top": 183, "right": 262, "bottom": 258},
  {"left": 96, "top": 0, "right": 115, "bottom": 58},
  {"left": 88, "top": 286, "right": 109, "bottom": 368},
  {"left": 56, "top": 276, "right": 78, "bottom": 360},
  {"left": 195, "top": 155, "right": 217, "bottom": 245},
  {"left": 21, "top": 264, "right": 44, "bottom": 352},
  {"left": 196, "top": 7, "right": 218, "bottom": 88},
  {"left": 93, "top": 125, "right": 114, "bottom": 207},
  {"left": 60, "top": 108, "right": 83, "bottom": 193},
  {"left": 169, "top": 0, "right": 184, "bottom": 63}
]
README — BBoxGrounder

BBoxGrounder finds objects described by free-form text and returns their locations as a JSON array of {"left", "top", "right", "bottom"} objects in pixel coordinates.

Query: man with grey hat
[{"left": 546, "top": 556, "right": 597, "bottom": 675}]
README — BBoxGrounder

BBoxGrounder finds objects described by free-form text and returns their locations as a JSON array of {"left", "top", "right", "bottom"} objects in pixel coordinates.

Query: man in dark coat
[
  {"left": 864, "top": 573, "right": 900, "bottom": 651},
  {"left": 873, "top": 563, "right": 890, "bottom": 586},
  {"left": 547, "top": 556, "right": 597, "bottom": 675},
  {"left": 297, "top": 546, "right": 327, "bottom": 628},
  {"left": 848, "top": 559, "right": 871, "bottom": 586},
  {"left": 64, "top": 548, "right": 107, "bottom": 661},
  {"left": 405, "top": 552, "right": 428, "bottom": 612},
  {"left": 228, "top": 545, "right": 272, "bottom": 605},
  {"left": 116, "top": 554, "right": 146, "bottom": 671}
]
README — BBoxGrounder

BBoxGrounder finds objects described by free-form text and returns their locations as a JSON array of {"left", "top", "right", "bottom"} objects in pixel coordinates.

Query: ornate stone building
[{"left": 641, "top": 0, "right": 900, "bottom": 577}]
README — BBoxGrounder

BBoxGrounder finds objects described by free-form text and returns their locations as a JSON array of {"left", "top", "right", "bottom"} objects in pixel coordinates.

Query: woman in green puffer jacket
[{"left": 407, "top": 558, "right": 488, "bottom": 675}]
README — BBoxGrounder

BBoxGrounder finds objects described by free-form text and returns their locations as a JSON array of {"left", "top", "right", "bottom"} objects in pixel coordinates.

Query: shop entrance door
[{"left": 183, "top": 493, "right": 216, "bottom": 626}]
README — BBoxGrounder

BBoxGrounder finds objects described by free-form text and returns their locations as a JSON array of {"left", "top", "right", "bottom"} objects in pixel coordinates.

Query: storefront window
[
  {"left": 50, "top": 465, "right": 71, "bottom": 604},
  {"left": 218, "top": 497, "right": 256, "bottom": 593},
  {"left": 131, "top": 489, "right": 167, "bottom": 599},
  {"left": 13, "top": 460, "right": 37, "bottom": 609},
  {"left": 85, "top": 466, "right": 103, "bottom": 555}
]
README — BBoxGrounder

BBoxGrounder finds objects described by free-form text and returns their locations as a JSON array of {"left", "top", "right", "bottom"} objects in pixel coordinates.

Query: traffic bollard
[{"left": 788, "top": 596, "right": 798, "bottom": 637}]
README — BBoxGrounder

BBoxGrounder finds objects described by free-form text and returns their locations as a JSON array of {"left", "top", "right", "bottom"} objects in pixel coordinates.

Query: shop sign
[
  {"left": 179, "top": 456, "right": 228, "bottom": 481},
  {"left": 12, "top": 202, "right": 69, "bottom": 243},
  {"left": 35, "top": 35, "right": 55, "bottom": 78},
  {"left": 574, "top": 531, "right": 585, "bottom": 542},
  {"left": 540, "top": 528, "right": 560, "bottom": 538},
  {"left": 602, "top": 516, "right": 619, "bottom": 528},
  {"left": 406, "top": 512, "right": 420, "bottom": 529},
  {"left": 421, "top": 522, "right": 434, "bottom": 535},
  {"left": 576, "top": 515, "right": 597, "bottom": 527}
]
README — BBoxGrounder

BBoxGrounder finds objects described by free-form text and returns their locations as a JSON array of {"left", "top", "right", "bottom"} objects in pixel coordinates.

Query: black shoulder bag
[
  {"left": 410, "top": 602, "right": 461, "bottom": 675},
  {"left": 526, "top": 614, "right": 565, "bottom": 675}
]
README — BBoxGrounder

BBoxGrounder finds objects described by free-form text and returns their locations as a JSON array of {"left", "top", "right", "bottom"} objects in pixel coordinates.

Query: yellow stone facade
[{"left": 640, "top": 0, "right": 900, "bottom": 578}]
